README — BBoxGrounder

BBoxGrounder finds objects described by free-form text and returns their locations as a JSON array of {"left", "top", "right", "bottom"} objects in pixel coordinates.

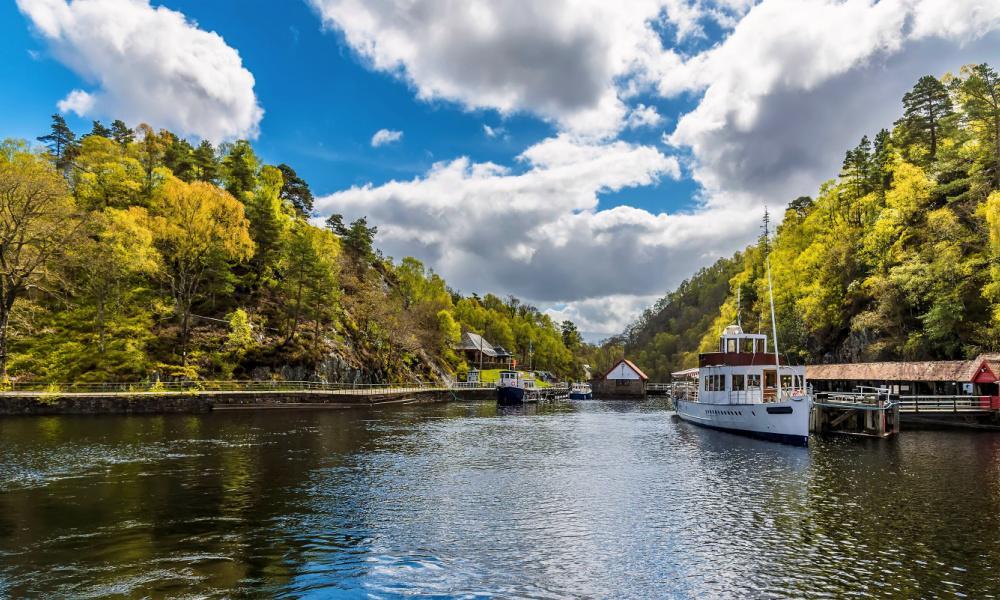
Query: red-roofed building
[{"left": 594, "top": 358, "right": 648, "bottom": 399}]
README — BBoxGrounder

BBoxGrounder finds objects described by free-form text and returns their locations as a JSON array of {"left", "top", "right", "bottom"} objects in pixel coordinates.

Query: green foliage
[
  {"left": 0, "top": 115, "right": 589, "bottom": 384},
  {"left": 619, "top": 254, "right": 743, "bottom": 380},
  {"left": 623, "top": 64, "right": 1000, "bottom": 370}
]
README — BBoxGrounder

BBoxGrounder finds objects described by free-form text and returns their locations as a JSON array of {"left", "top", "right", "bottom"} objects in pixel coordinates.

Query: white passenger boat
[
  {"left": 673, "top": 217, "right": 812, "bottom": 446},
  {"left": 673, "top": 325, "right": 811, "bottom": 446}
]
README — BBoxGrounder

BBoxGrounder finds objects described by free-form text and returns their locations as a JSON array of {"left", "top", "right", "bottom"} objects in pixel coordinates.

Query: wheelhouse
[{"left": 694, "top": 325, "right": 807, "bottom": 405}]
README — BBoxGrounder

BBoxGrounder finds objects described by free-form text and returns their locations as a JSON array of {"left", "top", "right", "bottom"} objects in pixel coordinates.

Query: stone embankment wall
[
  {"left": 0, "top": 388, "right": 497, "bottom": 416},
  {"left": 0, "top": 394, "right": 212, "bottom": 416}
]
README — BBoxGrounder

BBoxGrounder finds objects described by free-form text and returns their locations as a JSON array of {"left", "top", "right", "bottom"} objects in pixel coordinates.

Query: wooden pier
[{"left": 811, "top": 388, "right": 900, "bottom": 438}]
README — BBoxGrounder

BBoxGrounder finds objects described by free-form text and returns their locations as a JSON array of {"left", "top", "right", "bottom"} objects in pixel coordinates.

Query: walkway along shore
[{"left": 0, "top": 382, "right": 568, "bottom": 415}]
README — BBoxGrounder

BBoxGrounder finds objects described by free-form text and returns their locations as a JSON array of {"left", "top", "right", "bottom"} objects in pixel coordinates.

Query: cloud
[
  {"left": 625, "top": 104, "right": 664, "bottom": 129},
  {"left": 314, "top": 135, "right": 758, "bottom": 328},
  {"left": 17, "top": 0, "right": 263, "bottom": 141},
  {"left": 544, "top": 294, "right": 662, "bottom": 342},
  {"left": 309, "top": 0, "right": 1000, "bottom": 336},
  {"left": 308, "top": 0, "right": 697, "bottom": 137},
  {"left": 665, "top": 0, "right": 1000, "bottom": 203},
  {"left": 371, "top": 128, "right": 403, "bottom": 147},
  {"left": 57, "top": 89, "right": 95, "bottom": 116},
  {"left": 483, "top": 124, "right": 507, "bottom": 139}
]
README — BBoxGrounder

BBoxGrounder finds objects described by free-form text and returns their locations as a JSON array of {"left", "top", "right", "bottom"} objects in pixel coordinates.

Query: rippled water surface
[{"left": 2, "top": 400, "right": 1000, "bottom": 598}]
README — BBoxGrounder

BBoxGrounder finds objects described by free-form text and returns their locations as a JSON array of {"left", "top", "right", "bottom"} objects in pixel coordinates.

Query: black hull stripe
[{"left": 676, "top": 414, "right": 809, "bottom": 447}]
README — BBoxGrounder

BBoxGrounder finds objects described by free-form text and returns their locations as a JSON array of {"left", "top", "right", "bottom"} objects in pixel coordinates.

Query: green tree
[
  {"left": 951, "top": 63, "right": 1000, "bottom": 186},
  {"left": 192, "top": 140, "right": 220, "bottom": 183},
  {"left": 277, "top": 163, "right": 314, "bottom": 217},
  {"left": 36, "top": 114, "right": 79, "bottom": 170},
  {"left": 561, "top": 320, "right": 582, "bottom": 351},
  {"left": 110, "top": 119, "right": 133, "bottom": 151},
  {"left": 85, "top": 120, "right": 112, "bottom": 139},
  {"left": 281, "top": 222, "right": 339, "bottom": 344},
  {"left": 0, "top": 140, "right": 84, "bottom": 375},
  {"left": 896, "top": 75, "right": 953, "bottom": 161},
  {"left": 221, "top": 140, "right": 259, "bottom": 199}
]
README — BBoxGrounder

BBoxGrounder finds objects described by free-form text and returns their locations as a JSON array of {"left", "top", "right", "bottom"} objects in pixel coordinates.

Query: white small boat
[{"left": 568, "top": 382, "right": 592, "bottom": 400}]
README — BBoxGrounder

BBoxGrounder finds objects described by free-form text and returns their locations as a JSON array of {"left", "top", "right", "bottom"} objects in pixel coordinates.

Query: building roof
[
  {"left": 604, "top": 358, "right": 649, "bottom": 381},
  {"left": 454, "top": 332, "right": 497, "bottom": 357},
  {"left": 806, "top": 354, "right": 1000, "bottom": 383},
  {"left": 671, "top": 367, "right": 700, "bottom": 379}
]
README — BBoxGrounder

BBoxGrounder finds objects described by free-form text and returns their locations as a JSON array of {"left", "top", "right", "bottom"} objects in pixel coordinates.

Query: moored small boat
[
  {"left": 496, "top": 370, "right": 538, "bottom": 405},
  {"left": 568, "top": 382, "right": 592, "bottom": 400}
]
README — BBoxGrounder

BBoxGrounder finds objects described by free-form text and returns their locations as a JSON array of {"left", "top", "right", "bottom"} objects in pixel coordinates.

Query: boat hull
[
  {"left": 497, "top": 386, "right": 526, "bottom": 405},
  {"left": 568, "top": 392, "right": 592, "bottom": 400},
  {"left": 674, "top": 397, "right": 810, "bottom": 446}
]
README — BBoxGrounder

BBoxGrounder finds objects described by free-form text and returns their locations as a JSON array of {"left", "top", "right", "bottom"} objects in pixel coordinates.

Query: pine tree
[
  {"left": 897, "top": 75, "right": 953, "bottom": 161},
  {"left": 192, "top": 140, "right": 220, "bottom": 183},
  {"left": 110, "top": 119, "right": 134, "bottom": 150},
  {"left": 86, "top": 120, "right": 112, "bottom": 139},
  {"left": 951, "top": 63, "right": 1000, "bottom": 187},
  {"left": 277, "top": 163, "right": 314, "bottom": 217},
  {"left": 36, "top": 114, "right": 79, "bottom": 170},
  {"left": 870, "top": 128, "right": 893, "bottom": 201}
]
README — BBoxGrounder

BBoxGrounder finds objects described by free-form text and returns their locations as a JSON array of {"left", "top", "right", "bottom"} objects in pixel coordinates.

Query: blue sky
[
  {"left": 3, "top": 0, "right": 701, "bottom": 213},
  {"left": 6, "top": 0, "right": 999, "bottom": 339}
]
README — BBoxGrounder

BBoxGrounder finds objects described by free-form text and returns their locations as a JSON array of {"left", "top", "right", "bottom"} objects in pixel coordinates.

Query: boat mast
[
  {"left": 763, "top": 208, "right": 781, "bottom": 398},
  {"left": 736, "top": 286, "right": 742, "bottom": 329}
]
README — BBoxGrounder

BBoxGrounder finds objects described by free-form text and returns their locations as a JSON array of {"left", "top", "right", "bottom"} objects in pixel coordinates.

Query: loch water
[{"left": 1, "top": 400, "right": 999, "bottom": 598}]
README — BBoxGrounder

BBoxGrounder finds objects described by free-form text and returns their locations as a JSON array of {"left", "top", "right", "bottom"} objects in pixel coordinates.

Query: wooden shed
[{"left": 594, "top": 359, "right": 648, "bottom": 399}]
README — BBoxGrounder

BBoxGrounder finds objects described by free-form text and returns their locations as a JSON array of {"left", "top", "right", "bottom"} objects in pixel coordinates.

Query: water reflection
[{"left": 0, "top": 401, "right": 998, "bottom": 597}]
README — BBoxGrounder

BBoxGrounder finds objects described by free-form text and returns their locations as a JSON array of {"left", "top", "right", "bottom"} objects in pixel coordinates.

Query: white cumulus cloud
[
  {"left": 314, "top": 135, "right": 757, "bottom": 340},
  {"left": 17, "top": 0, "right": 264, "bottom": 141},
  {"left": 56, "top": 89, "right": 95, "bottom": 116},
  {"left": 371, "top": 128, "right": 403, "bottom": 147},
  {"left": 310, "top": 0, "right": 1000, "bottom": 337},
  {"left": 665, "top": 0, "right": 1000, "bottom": 203}
]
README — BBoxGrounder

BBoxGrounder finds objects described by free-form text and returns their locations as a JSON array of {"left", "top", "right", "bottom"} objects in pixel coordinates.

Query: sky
[{"left": 5, "top": 0, "right": 1000, "bottom": 341}]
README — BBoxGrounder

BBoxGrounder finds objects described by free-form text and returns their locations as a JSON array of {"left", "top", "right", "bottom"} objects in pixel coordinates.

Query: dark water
[{"left": 1, "top": 401, "right": 999, "bottom": 598}]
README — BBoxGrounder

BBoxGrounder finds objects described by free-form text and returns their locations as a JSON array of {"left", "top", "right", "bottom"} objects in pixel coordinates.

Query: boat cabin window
[
  {"left": 704, "top": 374, "right": 726, "bottom": 391},
  {"left": 747, "top": 374, "right": 761, "bottom": 390},
  {"left": 726, "top": 339, "right": 737, "bottom": 353},
  {"left": 732, "top": 374, "right": 745, "bottom": 391},
  {"left": 781, "top": 374, "right": 793, "bottom": 389}
]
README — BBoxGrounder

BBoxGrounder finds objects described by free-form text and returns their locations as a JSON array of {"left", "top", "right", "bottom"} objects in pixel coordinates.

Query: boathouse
[
  {"left": 807, "top": 354, "right": 1000, "bottom": 401},
  {"left": 454, "top": 332, "right": 514, "bottom": 369},
  {"left": 594, "top": 359, "right": 648, "bottom": 399}
]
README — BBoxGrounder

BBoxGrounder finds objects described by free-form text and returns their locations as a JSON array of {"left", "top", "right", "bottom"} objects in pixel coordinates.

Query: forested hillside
[
  {"left": 625, "top": 63, "right": 1000, "bottom": 372},
  {"left": 614, "top": 255, "right": 743, "bottom": 380},
  {"left": 0, "top": 120, "right": 583, "bottom": 383}
]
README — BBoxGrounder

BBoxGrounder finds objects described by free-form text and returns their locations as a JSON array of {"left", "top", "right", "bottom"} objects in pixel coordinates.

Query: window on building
[{"left": 616, "top": 379, "right": 630, "bottom": 386}]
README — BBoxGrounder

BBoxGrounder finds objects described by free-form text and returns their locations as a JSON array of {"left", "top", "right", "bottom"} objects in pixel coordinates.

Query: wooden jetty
[{"left": 811, "top": 387, "right": 900, "bottom": 438}]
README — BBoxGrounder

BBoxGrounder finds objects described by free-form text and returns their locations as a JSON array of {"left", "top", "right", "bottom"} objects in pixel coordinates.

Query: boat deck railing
[{"left": 670, "top": 383, "right": 809, "bottom": 405}]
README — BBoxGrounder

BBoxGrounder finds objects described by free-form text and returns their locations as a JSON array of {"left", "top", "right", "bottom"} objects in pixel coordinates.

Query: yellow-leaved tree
[
  {"left": 150, "top": 178, "right": 254, "bottom": 361},
  {"left": 0, "top": 140, "right": 84, "bottom": 377}
]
